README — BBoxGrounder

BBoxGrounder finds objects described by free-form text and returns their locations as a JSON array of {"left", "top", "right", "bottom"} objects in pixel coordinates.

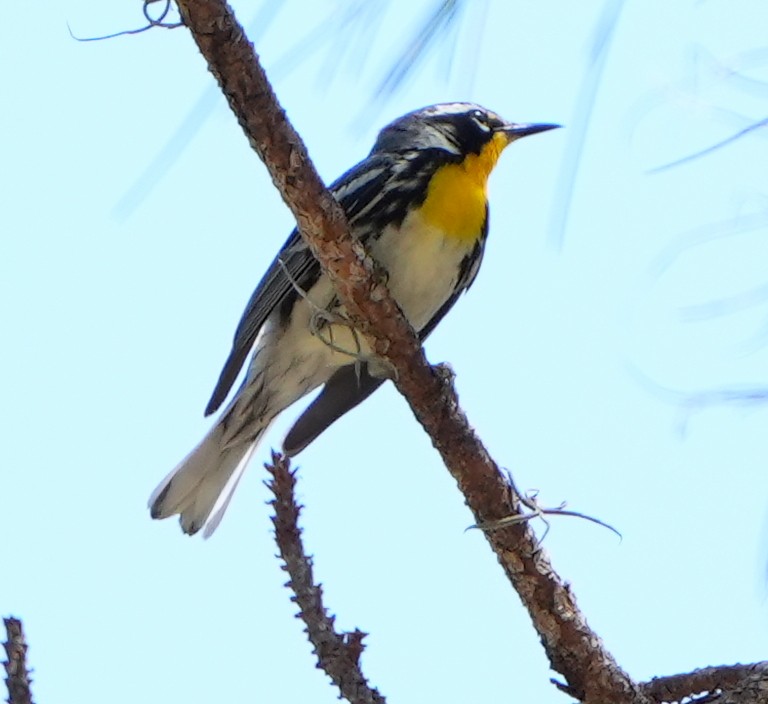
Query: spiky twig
[
  {"left": 3, "top": 618, "right": 33, "bottom": 704},
  {"left": 266, "top": 453, "right": 385, "bottom": 704}
]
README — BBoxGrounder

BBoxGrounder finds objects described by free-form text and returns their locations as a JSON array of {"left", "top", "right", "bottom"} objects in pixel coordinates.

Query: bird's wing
[
  {"left": 204, "top": 230, "right": 317, "bottom": 415},
  {"left": 204, "top": 155, "right": 393, "bottom": 416},
  {"left": 281, "top": 364, "right": 384, "bottom": 456},
  {"left": 280, "top": 205, "right": 490, "bottom": 454}
]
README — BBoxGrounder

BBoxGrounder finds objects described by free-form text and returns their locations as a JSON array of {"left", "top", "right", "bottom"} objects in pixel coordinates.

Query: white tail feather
[
  {"left": 149, "top": 421, "right": 266, "bottom": 536},
  {"left": 201, "top": 444, "right": 257, "bottom": 539}
]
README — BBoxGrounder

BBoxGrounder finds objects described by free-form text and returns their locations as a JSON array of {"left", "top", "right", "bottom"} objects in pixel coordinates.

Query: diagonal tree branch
[
  {"left": 172, "top": 1, "right": 641, "bottom": 701},
  {"left": 266, "top": 452, "right": 385, "bottom": 704},
  {"left": 171, "top": 2, "right": 649, "bottom": 702}
]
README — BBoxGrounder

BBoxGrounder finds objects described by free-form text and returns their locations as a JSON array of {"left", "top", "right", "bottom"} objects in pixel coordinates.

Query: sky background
[{"left": 3, "top": 1, "right": 768, "bottom": 702}]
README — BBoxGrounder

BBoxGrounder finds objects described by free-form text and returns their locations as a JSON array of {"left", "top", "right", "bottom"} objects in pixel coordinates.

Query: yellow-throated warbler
[{"left": 150, "top": 102, "right": 558, "bottom": 536}]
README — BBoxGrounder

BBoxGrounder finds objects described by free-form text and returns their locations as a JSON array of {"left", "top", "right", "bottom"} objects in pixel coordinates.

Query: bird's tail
[{"left": 149, "top": 420, "right": 266, "bottom": 537}]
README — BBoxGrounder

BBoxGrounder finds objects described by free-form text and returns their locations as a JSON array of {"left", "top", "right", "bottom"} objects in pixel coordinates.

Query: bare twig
[
  {"left": 3, "top": 617, "right": 34, "bottom": 704},
  {"left": 469, "top": 472, "right": 622, "bottom": 542},
  {"left": 172, "top": 1, "right": 646, "bottom": 701},
  {"left": 266, "top": 452, "right": 385, "bottom": 704},
  {"left": 68, "top": 0, "right": 181, "bottom": 42},
  {"left": 641, "top": 662, "right": 768, "bottom": 704}
]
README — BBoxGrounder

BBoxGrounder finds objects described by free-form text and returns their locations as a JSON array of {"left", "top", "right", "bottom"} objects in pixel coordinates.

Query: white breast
[{"left": 371, "top": 210, "right": 471, "bottom": 331}]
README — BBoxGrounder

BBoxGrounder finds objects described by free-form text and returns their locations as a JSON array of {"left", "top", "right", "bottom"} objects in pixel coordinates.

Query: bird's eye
[{"left": 471, "top": 109, "right": 491, "bottom": 131}]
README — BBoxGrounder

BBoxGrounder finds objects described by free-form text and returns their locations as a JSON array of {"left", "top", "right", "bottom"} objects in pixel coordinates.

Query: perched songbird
[{"left": 149, "top": 102, "right": 558, "bottom": 536}]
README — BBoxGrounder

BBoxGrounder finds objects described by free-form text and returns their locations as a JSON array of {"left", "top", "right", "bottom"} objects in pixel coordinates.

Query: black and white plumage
[{"left": 148, "top": 102, "right": 558, "bottom": 536}]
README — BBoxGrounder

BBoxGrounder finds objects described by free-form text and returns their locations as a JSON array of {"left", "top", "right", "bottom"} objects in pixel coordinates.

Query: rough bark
[
  {"left": 3, "top": 618, "right": 34, "bottom": 704},
  {"left": 641, "top": 663, "right": 768, "bottom": 704},
  {"left": 266, "top": 453, "right": 385, "bottom": 704}
]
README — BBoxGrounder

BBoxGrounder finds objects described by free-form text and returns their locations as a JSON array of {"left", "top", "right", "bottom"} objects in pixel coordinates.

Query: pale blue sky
[{"left": 3, "top": 1, "right": 768, "bottom": 703}]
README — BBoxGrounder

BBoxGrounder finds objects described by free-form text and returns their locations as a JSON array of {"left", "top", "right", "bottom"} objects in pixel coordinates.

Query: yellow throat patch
[{"left": 418, "top": 131, "right": 510, "bottom": 244}]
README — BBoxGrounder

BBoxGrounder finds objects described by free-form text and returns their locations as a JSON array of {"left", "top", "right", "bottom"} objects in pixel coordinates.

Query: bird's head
[{"left": 371, "top": 102, "right": 560, "bottom": 163}]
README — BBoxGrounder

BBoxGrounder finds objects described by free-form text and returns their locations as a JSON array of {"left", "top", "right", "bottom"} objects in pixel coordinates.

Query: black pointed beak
[{"left": 501, "top": 122, "right": 561, "bottom": 140}]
